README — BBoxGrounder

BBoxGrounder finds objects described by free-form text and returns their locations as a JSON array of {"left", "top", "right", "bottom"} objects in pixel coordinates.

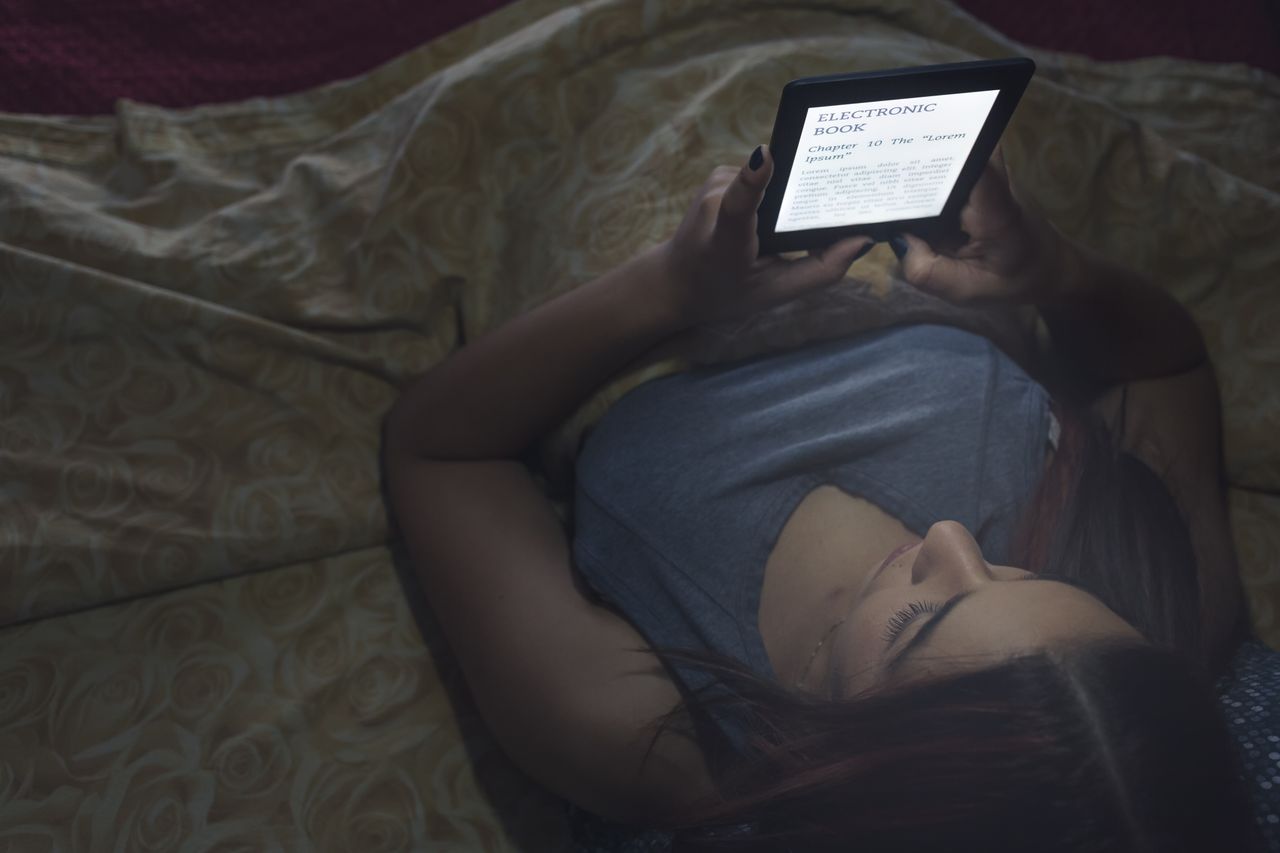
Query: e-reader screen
[
  {"left": 775, "top": 89, "right": 999, "bottom": 232},
  {"left": 755, "top": 58, "right": 1034, "bottom": 254}
]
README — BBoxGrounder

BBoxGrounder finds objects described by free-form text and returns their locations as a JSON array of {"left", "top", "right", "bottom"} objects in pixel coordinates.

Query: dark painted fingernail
[
  {"left": 748, "top": 145, "right": 764, "bottom": 171},
  {"left": 889, "top": 236, "right": 908, "bottom": 259},
  {"left": 852, "top": 241, "right": 876, "bottom": 261}
]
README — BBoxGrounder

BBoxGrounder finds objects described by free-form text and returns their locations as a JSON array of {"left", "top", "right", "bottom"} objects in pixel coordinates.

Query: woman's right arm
[
  {"left": 894, "top": 151, "right": 1251, "bottom": 678},
  {"left": 1032, "top": 233, "right": 1208, "bottom": 402},
  {"left": 1023, "top": 196, "right": 1250, "bottom": 679},
  {"left": 894, "top": 148, "right": 1206, "bottom": 400}
]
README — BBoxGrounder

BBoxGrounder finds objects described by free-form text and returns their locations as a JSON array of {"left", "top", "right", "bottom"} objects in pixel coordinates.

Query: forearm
[
  {"left": 384, "top": 242, "right": 685, "bottom": 461},
  {"left": 1034, "top": 221, "right": 1208, "bottom": 390}
]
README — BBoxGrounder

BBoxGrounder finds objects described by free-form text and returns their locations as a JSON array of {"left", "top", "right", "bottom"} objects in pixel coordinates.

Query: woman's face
[{"left": 830, "top": 520, "right": 1147, "bottom": 697}]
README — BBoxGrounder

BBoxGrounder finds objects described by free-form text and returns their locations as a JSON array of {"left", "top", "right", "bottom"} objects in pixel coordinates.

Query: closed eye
[
  {"left": 881, "top": 599, "right": 942, "bottom": 643},
  {"left": 883, "top": 576, "right": 1101, "bottom": 674}
]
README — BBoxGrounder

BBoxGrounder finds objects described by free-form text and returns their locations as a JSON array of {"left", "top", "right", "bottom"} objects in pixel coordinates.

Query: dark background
[{"left": 0, "top": 0, "right": 1277, "bottom": 116}]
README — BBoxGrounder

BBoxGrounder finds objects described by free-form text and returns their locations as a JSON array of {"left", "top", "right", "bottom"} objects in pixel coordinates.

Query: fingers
[
  {"left": 956, "top": 154, "right": 1021, "bottom": 239},
  {"left": 755, "top": 235, "right": 873, "bottom": 301},
  {"left": 966, "top": 155, "right": 1015, "bottom": 214},
  {"left": 715, "top": 145, "right": 773, "bottom": 236},
  {"left": 991, "top": 144, "right": 1027, "bottom": 207},
  {"left": 896, "top": 233, "right": 977, "bottom": 299},
  {"left": 812, "top": 235, "right": 875, "bottom": 271}
]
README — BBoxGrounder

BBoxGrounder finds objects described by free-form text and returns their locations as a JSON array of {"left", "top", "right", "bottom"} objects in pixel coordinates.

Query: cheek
[
  {"left": 835, "top": 621, "right": 893, "bottom": 698},
  {"left": 841, "top": 611, "right": 890, "bottom": 679}
]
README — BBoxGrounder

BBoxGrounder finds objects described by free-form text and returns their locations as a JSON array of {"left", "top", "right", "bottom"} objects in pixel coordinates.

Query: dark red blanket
[{"left": 0, "top": 0, "right": 1276, "bottom": 115}]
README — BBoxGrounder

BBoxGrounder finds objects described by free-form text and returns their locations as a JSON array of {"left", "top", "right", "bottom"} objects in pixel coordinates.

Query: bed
[{"left": 0, "top": 0, "right": 1277, "bottom": 849}]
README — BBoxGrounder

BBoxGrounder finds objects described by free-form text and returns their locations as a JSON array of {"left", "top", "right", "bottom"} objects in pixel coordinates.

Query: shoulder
[{"left": 1082, "top": 363, "right": 1251, "bottom": 676}]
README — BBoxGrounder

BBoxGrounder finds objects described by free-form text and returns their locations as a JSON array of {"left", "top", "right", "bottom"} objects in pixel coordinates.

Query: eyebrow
[{"left": 883, "top": 577, "right": 1084, "bottom": 676}]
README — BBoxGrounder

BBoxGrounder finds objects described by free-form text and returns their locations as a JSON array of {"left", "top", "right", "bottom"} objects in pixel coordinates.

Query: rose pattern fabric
[
  {"left": 0, "top": 0, "right": 1276, "bottom": 848},
  {"left": 0, "top": 548, "right": 570, "bottom": 851}
]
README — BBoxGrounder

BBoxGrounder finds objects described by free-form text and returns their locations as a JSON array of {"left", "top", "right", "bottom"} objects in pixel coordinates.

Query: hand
[
  {"left": 893, "top": 146, "right": 1066, "bottom": 307},
  {"left": 660, "top": 145, "right": 874, "bottom": 325}
]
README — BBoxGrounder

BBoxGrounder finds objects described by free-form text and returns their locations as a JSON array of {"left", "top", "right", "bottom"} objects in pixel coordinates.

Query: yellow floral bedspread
[{"left": 0, "top": 0, "right": 1276, "bottom": 848}]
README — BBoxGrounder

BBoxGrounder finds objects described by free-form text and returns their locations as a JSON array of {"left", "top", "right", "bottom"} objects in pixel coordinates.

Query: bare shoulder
[{"left": 1087, "top": 362, "right": 1250, "bottom": 674}]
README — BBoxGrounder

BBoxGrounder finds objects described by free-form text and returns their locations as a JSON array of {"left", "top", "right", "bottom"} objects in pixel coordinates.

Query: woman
[{"left": 382, "top": 143, "right": 1268, "bottom": 851}]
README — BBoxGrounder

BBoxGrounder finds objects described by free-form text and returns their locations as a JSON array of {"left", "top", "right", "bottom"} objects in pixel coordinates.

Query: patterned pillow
[{"left": 1215, "top": 639, "right": 1280, "bottom": 842}]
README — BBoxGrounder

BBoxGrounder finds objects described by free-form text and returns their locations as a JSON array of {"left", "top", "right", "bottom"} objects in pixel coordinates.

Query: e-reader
[{"left": 755, "top": 57, "right": 1035, "bottom": 255}]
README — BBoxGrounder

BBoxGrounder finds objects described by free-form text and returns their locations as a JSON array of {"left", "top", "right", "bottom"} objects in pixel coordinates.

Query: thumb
[
  {"left": 990, "top": 144, "right": 1009, "bottom": 181},
  {"left": 716, "top": 144, "right": 773, "bottom": 232}
]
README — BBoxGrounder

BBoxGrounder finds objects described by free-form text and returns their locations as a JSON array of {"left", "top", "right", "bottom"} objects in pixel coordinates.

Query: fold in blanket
[{"left": 0, "top": 0, "right": 1276, "bottom": 848}]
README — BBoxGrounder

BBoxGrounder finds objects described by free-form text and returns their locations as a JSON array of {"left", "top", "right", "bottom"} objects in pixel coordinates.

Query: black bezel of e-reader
[{"left": 755, "top": 57, "right": 1035, "bottom": 255}]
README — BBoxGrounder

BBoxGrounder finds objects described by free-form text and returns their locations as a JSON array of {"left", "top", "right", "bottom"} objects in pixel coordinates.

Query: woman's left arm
[
  {"left": 380, "top": 146, "right": 872, "bottom": 821},
  {"left": 384, "top": 147, "right": 872, "bottom": 461},
  {"left": 384, "top": 239, "right": 680, "bottom": 461}
]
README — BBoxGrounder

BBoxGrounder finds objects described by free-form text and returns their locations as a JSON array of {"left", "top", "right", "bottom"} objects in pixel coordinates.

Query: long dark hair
[{"left": 631, "top": 396, "right": 1264, "bottom": 851}]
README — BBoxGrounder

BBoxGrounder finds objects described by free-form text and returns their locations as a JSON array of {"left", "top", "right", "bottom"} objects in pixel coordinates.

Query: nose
[{"left": 910, "top": 520, "right": 995, "bottom": 586}]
